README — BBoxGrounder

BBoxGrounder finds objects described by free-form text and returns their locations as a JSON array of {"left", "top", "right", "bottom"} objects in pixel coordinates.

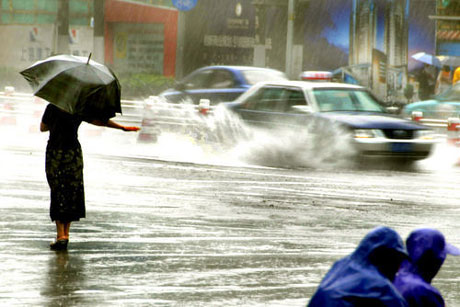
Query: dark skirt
[{"left": 45, "top": 147, "right": 85, "bottom": 222}]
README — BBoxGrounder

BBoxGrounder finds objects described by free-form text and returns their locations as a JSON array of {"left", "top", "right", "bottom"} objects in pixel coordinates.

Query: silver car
[{"left": 224, "top": 81, "right": 435, "bottom": 161}]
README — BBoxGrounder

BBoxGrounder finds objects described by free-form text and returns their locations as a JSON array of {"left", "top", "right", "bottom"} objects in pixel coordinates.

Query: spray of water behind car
[{"left": 136, "top": 96, "right": 358, "bottom": 169}]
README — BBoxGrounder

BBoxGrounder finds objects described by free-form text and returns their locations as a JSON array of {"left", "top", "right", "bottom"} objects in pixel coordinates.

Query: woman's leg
[
  {"left": 64, "top": 222, "right": 71, "bottom": 240},
  {"left": 55, "top": 220, "right": 67, "bottom": 240},
  {"left": 51, "top": 220, "right": 69, "bottom": 250}
]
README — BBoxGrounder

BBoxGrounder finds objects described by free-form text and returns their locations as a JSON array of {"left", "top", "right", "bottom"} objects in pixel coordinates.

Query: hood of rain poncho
[
  {"left": 394, "top": 228, "right": 460, "bottom": 307},
  {"left": 398, "top": 228, "right": 460, "bottom": 283},
  {"left": 308, "top": 226, "right": 408, "bottom": 307}
]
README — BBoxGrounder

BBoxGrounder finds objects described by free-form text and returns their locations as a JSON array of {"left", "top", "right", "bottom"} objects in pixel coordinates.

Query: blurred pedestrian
[
  {"left": 417, "top": 64, "right": 436, "bottom": 100},
  {"left": 394, "top": 228, "right": 460, "bottom": 307},
  {"left": 453, "top": 66, "right": 460, "bottom": 85},
  {"left": 435, "top": 66, "right": 452, "bottom": 95},
  {"left": 41, "top": 103, "right": 140, "bottom": 251},
  {"left": 307, "top": 226, "right": 408, "bottom": 307},
  {"left": 404, "top": 84, "right": 415, "bottom": 103}
]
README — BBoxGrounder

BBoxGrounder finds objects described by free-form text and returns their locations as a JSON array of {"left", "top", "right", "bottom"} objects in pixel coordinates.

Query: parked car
[
  {"left": 159, "top": 66, "right": 288, "bottom": 105},
  {"left": 401, "top": 82, "right": 460, "bottom": 119},
  {"left": 223, "top": 80, "right": 435, "bottom": 161}
]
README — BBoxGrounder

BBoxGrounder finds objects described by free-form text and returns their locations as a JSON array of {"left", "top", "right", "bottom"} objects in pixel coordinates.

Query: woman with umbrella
[
  {"left": 21, "top": 54, "right": 140, "bottom": 250},
  {"left": 40, "top": 105, "right": 139, "bottom": 250}
]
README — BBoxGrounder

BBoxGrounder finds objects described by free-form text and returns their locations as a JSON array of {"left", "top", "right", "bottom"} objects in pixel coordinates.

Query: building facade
[
  {"left": 435, "top": 0, "right": 460, "bottom": 56},
  {"left": 104, "top": 0, "right": 177, "bottom": 76},
  {"left": 384, "top": 0, "right": 409, "bottom": 67},
  {"left": 349, "top": 0, "right": 377, "bottom": 65},
  {"left": 384, "top": 0, "right": 409, "bottom": 101},
  {"left": 348, "top": 0, "right": 410, "bottom": 101},
  {"left": 0, "top": 0, "right": 178, "bottom": 79}
]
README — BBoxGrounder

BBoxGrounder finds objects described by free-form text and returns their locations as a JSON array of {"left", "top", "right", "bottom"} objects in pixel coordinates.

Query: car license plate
[{"left": 391, "top": 143, "right": 412, "bottom": 152}]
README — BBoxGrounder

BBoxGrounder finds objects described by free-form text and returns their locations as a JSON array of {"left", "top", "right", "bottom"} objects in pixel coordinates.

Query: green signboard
[
  {"left": 1, "top": 0, "right": 92, "bottom": 25},
  {"left": 112, "top": 23, "right": 165, "bottom": 74}
]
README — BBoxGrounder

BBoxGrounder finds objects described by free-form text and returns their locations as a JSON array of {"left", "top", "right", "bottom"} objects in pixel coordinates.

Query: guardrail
[
  {"left": 1, "top": 90, "right": 457, "bottom": 136},
  {"left": 0, "top": 91, "right": 215, "bottom": 128},
  {"left": 0, "top": 91, "right": 145, "bottom": 124},
  {"left": 405, "top": 117, "right": 448, "bottom": 128}
]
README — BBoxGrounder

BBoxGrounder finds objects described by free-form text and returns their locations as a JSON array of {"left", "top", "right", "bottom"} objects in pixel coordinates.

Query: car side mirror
[{"left": 291, "top": 105, "right": 313, "bottom": 113}]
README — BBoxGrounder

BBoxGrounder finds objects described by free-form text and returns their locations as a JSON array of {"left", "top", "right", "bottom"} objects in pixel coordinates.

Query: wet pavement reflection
[{"left": 1, "top": 125, "right": 460, "bottom": 306}]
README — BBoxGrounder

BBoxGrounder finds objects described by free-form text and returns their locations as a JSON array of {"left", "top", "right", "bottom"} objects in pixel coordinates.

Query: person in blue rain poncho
[
  {"left": 308, "top": 226, "right": 408, "bottom": 307},
  {"left": 394, "top": 228, "right": 460, "bottom": 307}
]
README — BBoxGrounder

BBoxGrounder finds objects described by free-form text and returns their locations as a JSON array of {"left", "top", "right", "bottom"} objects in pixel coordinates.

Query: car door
[
  {"left": 265, "top": 86, "right": 312, "bottom": 128},
  {"left": 162, "top": 69, "right": 213, "bottom": 103},
  {"left": 180, "top": 69, "right": 214, "bottom": 104},
  {"left": 234, "top": 85, "right": 309, "bottom": 129},
  {"left": 204, "top": 69, "right": 245, "bottom": 104},
  {"left": 167, "top": 68, "right": 242, "bottom": 105},
  {"left": 233, "top": 86, "right": 283, "bottom": 127}
]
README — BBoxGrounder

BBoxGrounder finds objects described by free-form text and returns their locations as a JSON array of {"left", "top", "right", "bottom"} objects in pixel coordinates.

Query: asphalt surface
[{"left": 1, "top": 119, "right": 460, "bottom": 306}]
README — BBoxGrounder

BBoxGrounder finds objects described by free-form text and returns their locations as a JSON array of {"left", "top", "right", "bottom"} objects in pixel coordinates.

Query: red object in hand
[{"left": 124, "top": 126, "right": 141, "bottom": 131}]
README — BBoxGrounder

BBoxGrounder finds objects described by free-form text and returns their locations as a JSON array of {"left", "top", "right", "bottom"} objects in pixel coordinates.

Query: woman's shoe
[{"left": 50, "top": 239, "right": 68, "bottom": 251}]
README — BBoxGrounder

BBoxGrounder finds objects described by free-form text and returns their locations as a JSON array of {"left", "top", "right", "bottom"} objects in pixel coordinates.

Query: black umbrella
[{"left": 20, "top": 53, "right": 122, "bottom": 119}]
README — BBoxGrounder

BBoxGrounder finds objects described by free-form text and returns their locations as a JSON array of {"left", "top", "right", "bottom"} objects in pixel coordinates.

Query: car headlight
[
  {"left": 353, "top": 129, "right": 384, "bottom": 139},
  {"left": 414, "top": 130, "right": 434, "bottom": 140}
]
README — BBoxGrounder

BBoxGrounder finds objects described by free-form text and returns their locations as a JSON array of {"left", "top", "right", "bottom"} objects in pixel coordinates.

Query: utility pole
[
  {"left": 175, "top": 11, "right": 186, "bottom": 79},
  {"left": 252, "top": 0, "right": 308, "bottom": 75},
  {"left": 293, "top": 0, "right": 309, "bottom": 79},
  {"left": 285, "top": 0, "right": 295, "bottom": 78},
  {"left": 56, "top": 0, "right": 70, "bottom": 54},
  {"left": 253, "top": 3, "right": 267, "bottom": 67},
  {"left": 93, "top": 0, "right": 105, "bottom": 63}
]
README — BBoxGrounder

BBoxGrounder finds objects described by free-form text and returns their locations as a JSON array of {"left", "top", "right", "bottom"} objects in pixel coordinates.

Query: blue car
[
  {"left": 159, "top": 66, "right": 288, "bottom": 105},
  {"left": 224, "top": 80, "right": 435, "bottom": 161}
]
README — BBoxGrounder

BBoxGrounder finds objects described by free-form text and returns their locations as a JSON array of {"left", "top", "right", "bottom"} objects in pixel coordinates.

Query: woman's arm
[
  {"left": 90, "top": 119, "right": 140, "bottom": 131},
  {"left": 40, "top": 122, "right": 49, "bottom": 132}
]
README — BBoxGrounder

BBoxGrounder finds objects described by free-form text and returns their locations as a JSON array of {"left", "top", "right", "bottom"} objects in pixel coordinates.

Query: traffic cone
[
  {"left": 198, "top": 99, "right": 210, "bottom": 115},
  {"left": 447, "top": 117, "right": 460, "bottom": 147},
  {"left": 411, "top": 111, "right": 423, "bottom": 122}
]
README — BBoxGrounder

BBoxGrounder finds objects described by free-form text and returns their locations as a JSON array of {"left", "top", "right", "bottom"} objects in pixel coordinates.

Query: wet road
[{"left": 1, "top": 126, "right": 460, "bottom": 306}]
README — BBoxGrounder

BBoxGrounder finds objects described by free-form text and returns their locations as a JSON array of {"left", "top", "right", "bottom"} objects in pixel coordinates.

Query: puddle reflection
[{"left": 41, "top": 251, "right": 86, "bottom": 306}]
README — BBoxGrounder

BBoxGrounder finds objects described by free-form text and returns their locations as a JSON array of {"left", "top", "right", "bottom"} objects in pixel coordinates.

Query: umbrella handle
[{"left": 87, "top": 53, "right": 92, "bottom": 64}]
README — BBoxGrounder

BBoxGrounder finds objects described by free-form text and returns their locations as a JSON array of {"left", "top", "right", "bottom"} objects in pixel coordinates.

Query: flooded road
[{"left": 1, "top": 103, "right": 460, "bottom": 306}]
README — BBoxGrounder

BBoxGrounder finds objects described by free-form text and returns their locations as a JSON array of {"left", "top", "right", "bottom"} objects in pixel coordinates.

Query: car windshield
[
  {"left": 435, "top": 83, "right": 460, "bottom": 101},
  {"left": 242, "top": 70, "right": 288, "bottom": 85},
  {"left": 313, "top": 88, "right": 386, "bottom": 113}
]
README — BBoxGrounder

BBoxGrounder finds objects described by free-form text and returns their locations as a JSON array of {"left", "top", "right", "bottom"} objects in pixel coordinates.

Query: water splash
[
  {"left": 228, "top": 121, "right": 357, "bottom": 169},
  {"left": 419, "top": 142, "right": 460, "bottom": 172},
  {"left": 136, "top": 98, "right": 357, "bottom": 169},
  {"left": 4, "top": 94, "right": 459, "bottom": 172}
]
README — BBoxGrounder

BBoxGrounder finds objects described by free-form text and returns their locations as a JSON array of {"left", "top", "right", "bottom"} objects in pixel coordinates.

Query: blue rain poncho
[
  {"left": 308, "top": 226, "right": 408, "bottom": 307},
  {"left": 394, "top": 228, "right": 460, "bottom": 307}
]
